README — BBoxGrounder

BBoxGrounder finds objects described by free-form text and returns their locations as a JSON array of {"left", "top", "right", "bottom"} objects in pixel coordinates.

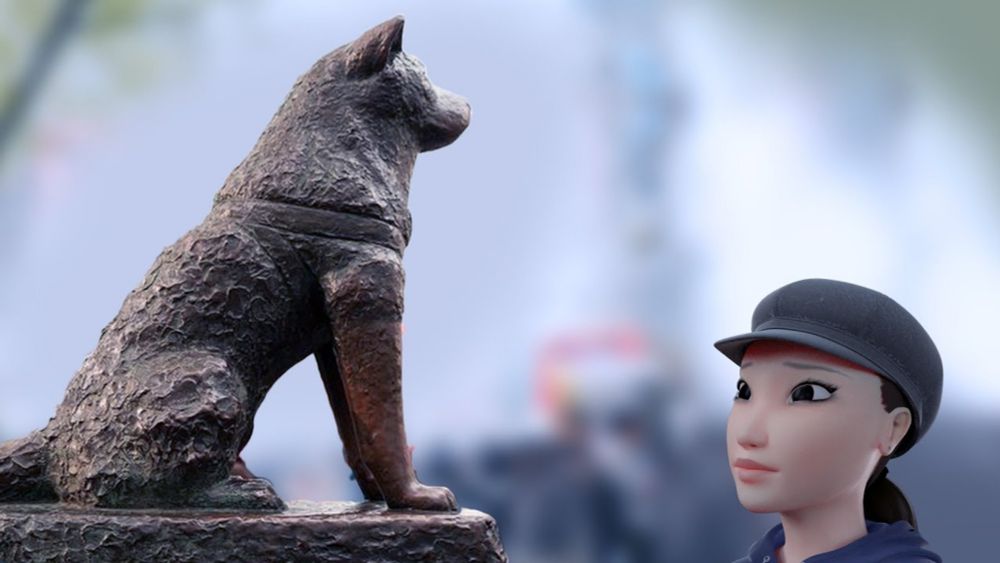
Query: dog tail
[{"left": 0, "top": 429, "right": 58, "bottom": 502}]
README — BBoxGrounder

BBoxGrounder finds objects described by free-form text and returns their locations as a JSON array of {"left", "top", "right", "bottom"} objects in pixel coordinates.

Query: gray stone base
[{"left": 0, "top": 501, "right": 507, "bottom": 562}]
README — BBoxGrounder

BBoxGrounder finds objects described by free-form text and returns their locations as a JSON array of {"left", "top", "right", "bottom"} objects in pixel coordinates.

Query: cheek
[
  {"left": 782, "top": 421, "right": 847, "bottom": 473},
  {"left": 725, "top": 409, "right": 741, "bottom": 457},
  {"left": 775, "top": 410, "right": 878, "bottom": 495}
]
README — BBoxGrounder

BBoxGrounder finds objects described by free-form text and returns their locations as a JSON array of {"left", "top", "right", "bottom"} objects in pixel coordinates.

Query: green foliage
[
  {"left": 0, "top": 0, "right": 231, "bottom": 169},
  {"left": 727, "top": 0, "right": 1000, "bottom": 154},
  {"left": 88, "top": 0, "right": 148, "bottom": 35}
]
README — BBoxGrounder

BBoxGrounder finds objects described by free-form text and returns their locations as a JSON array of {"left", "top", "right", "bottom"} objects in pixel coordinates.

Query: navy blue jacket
[{"left": 732, "top": 520, "right": 942, "bottom": 562}]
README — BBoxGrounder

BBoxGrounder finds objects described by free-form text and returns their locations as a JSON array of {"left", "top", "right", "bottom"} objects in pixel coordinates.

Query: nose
[
  {"left": 418, "top": 86, "right": 471, "bottom": 152},
  {"left": 733, "top": 405, "right": 769, "bottom": 450}
]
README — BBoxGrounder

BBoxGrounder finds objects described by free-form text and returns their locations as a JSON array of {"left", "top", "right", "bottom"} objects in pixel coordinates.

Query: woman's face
[{"left": 726, "top": 341, "right": 904, "bottom": 514}]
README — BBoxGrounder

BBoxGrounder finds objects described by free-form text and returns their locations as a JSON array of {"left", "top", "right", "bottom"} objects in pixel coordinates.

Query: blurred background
[{"left": 1, "top": 0, "right": 998, "bottom": 560}]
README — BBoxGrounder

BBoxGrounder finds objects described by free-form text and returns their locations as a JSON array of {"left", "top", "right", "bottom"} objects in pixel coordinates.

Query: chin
[
  {"left": 739, "top": 500, "right": 776, "bottom": 514},
  {"left": 736, "top": 491, "right": 781, "bottom": 514}
]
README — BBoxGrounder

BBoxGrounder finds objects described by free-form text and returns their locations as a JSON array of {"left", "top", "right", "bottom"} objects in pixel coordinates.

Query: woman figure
[{"left": 715, "top": 279, "right": 943, "bottom": 562}]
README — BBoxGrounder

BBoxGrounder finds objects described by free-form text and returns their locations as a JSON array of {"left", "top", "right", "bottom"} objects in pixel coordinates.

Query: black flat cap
[{"left": 715, "top": 278, "right": 942, "bottom": 457}]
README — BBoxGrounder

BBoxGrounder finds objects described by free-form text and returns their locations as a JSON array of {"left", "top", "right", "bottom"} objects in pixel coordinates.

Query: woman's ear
[{"left": 880, "top": 407, "right": 912, "bottom": 456}]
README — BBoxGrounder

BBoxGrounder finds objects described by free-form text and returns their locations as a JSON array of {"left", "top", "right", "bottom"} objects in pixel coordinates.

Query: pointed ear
[{"left": 346, "top": 15, "right": 405, "bottom": 79}]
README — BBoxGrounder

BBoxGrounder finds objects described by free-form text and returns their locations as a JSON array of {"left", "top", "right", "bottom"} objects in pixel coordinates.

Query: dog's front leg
[
  {"left": 314, "top": 345, "right": 384, "bottom": 501},
  {"left": 320, "top": 257, "right": 457, "bottom": 511}
]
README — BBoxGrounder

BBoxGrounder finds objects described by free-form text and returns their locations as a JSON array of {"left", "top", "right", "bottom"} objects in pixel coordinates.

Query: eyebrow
[{"left": 781, "top": 361, "right": 852, "bottom": 378}]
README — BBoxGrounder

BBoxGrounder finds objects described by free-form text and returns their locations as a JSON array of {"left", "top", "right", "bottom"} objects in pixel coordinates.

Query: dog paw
[
  {"left": 386, "top": 482, "right": 458, "bottom": 512},
  {"left": 190, "top": 476, "right": 286, "bottom": 511}
]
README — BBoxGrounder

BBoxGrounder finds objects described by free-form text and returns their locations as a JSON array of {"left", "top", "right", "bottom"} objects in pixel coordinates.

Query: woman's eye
[
  {"left": 789, "top": 382, "right": 835, "bottom": 403},
  {"left": 735, "top": 379, "right": 751, "bottom": 401}
]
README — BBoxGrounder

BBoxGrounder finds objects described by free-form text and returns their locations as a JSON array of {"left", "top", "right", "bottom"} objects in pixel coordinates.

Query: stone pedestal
[{"left": 0, "top": 501, "right": 506, "bottom": 562}]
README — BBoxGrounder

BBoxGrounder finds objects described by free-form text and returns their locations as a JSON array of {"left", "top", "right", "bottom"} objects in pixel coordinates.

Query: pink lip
[{"left": 732, "top": 458, "right": 778, "bottom": 472}]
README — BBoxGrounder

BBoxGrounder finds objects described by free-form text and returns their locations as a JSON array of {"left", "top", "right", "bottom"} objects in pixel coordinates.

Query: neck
[
  {"left": 777, "top": 490, "right": 867, "bottom": 563},
  {"left": 219, "top": 109, "right": 418, "bottom": 210}
]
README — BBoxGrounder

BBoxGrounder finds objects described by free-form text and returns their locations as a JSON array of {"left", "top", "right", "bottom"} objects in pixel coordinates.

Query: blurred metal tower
[{"left": 581, "top": 0, "right": 691, "bottom": 353}]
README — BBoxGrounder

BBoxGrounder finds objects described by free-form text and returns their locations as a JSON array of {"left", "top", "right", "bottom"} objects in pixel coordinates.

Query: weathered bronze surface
[
  {"left": 0, "top": 15, "right": 470, "bottom": 513},
  {"left": 0, "top": 502, "right": 506, "bottom": 562}
]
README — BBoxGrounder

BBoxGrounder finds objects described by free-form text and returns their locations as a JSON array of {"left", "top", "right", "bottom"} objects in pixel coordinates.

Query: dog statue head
[
  {"left": 219, "top": 16, "right": 470, "bottom": 211},
  {"left": 337, "top": 16, "right": 471, "bottom": 152}
]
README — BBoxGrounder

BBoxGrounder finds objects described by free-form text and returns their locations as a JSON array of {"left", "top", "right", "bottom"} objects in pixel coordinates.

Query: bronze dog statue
[{"left": 0, "top": 16, "right": 469, "bottom": 511}]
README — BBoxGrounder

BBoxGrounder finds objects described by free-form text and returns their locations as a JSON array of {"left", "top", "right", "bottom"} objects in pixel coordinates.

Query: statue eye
[
  {"left": 735, "top": 379, "right": 751, "bottom": 401},
  {"left": 789, "top": 381, "right": 836, "bottom": 403}
]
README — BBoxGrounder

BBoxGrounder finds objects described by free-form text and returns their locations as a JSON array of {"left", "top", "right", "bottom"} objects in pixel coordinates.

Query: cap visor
[{"left": 714, "top": 328, "right": 884, "bottom": 376}]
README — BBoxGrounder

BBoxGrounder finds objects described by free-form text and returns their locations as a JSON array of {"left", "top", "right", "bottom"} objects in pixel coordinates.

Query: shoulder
[
  {"left": 876, "top": 550, "right": 942, "bottom": 562},
  {"left": 732, "top": 522, "right": 784, "bottom": 563}
]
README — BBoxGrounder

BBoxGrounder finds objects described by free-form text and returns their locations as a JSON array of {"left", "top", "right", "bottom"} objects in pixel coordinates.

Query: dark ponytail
[
  {"left": 863, "top": 461, "right": 916, "bottom": 528},
  {"left": 863, "top": 378, "right": 917, "bottom": 529}
]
